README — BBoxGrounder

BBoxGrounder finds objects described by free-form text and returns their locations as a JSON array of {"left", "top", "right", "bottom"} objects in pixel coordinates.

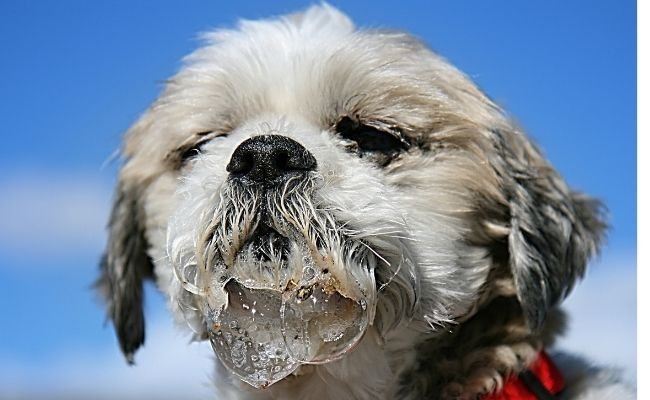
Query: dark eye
[
  {"left": 168, "top": 131, "right": 228, "bottom": 168},
  {"left": 179, "top": 138, "right": 211, "bottom": 162},
  {"left": 335, "top": 117, "right": 407, "bottom": 153}
]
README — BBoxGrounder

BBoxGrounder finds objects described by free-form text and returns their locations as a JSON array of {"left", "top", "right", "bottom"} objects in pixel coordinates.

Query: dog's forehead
[{"left": 177, "top": 21, "right": 439, "bottom": 126}]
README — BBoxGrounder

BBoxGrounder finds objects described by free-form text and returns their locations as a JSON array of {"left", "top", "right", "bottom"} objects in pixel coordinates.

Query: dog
[{"left": 97, "top": 5, "right": 633, "bottom": 399}]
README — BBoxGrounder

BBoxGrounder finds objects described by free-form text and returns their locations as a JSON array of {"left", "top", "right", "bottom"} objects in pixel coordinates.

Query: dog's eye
[
  {"left": 168, "top": 131, "right": 227, "bottom": 169},
  {"left": 335, "top": 117, "right": 407, "bottom": 153},
  {"left": 180, "top": 138, "right": 211, "bottom": 162}
]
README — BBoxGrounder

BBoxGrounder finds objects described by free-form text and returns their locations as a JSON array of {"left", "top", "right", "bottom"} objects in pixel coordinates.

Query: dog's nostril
[
  {"left": 226, "top": 152, "right": 255, "bottom": 176},
  {"left": 227, "top": 135, "right": 317, "bottom": 185},
  {"left": 273, "top": 149, "right": 290, "bottom": 171}
]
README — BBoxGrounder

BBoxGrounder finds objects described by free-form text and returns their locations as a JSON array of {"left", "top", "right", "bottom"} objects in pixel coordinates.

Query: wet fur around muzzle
[{"left": 96, "top": 5, "right": 633, "bottom": 399}]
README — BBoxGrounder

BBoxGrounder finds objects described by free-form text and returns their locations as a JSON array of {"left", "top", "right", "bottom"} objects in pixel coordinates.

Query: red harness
[{"left": 482, "top": 351, "right": 565, "bottom": 400}]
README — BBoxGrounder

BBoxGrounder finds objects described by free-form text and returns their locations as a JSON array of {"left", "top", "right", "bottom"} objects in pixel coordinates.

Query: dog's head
[{"left": 98, "top": 5, "right": 605, "bottom": 389}]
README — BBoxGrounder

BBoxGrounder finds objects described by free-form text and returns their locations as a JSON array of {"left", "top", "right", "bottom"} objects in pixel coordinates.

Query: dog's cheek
[
  {"left": 306, "top": 143, "right": 391, "bottom": 236},
  {"left": 385, "top": 154, "right": 498, "bottom": 321},
  {"left": 139, "top": 172, "right": 210, "bottom": 332},
  {"left": 139, "top": 174, "right": 178, "bottom": 285},
  {"left": 160, "top": 151, "right": 237, "bottom": 334},
  {"left": 313, "top": 145, "right": 496, "bottom": 323}
]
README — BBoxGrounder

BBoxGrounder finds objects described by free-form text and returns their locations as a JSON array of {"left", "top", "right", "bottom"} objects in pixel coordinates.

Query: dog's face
[{"left": 98, "top": 5, "right": 605, "bottom": 391}]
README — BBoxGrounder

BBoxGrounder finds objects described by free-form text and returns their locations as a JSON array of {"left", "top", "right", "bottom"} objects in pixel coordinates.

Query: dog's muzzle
[{"left": 175, "top": 135, "right": 375, "bottom": 388}]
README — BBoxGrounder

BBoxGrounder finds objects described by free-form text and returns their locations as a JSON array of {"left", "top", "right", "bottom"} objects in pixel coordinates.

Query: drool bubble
[
  {"left": 205, "top": 273, "right": 372, "bottom": 388},
  {"left": 207, "top": 280, "right": 300, "bottom": 388},
  {"left": 280, "top": 284, "right": 369, "bottom": 364},
  {"left": 302, "top": 266, "right": 315, "bottom": 281}
]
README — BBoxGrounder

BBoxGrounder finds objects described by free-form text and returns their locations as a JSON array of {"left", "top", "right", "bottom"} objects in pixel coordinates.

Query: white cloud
[
  {"left": 0, "top": 171, "right": 113, "bottom": 261},
  {"left": 0, "top": 312, "right": 215, "bottom": 400},
  {"left": 556, "top": 252, "right": 637, "bottom": 385}
]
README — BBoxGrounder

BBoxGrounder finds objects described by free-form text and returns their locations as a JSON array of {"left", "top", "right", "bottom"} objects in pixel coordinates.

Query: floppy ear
[
  {"left": 494, "top": 129, "right": 606, "bottom": 330},
  {"left": 97, "top": 180, "right": 153, "bottom": 364}
]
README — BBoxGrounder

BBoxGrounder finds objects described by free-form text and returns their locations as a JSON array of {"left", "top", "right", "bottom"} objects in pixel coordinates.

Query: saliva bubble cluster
[{"left": 205, "top": 266, "right": 370, "bottom": 388}]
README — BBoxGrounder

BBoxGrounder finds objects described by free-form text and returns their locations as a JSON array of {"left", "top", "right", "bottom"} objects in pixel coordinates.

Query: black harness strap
[{"left": 518, "top": 369, "right": 562, "bottom": 400}]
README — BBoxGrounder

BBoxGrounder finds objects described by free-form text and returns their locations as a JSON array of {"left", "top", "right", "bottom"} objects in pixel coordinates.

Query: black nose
[{"left": 226, "top": 135, "right": 317, "bottom": 185}]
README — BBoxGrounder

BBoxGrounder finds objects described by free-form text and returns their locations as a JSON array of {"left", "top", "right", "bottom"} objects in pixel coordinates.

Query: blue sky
[{"left": 0, "top": 1, "right": 636, "bottom": 398}]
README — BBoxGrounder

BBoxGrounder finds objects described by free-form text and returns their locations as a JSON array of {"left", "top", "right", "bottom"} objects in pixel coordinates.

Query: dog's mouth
[
  {"left": 245, "top": 222, "right": 290, "bottom": 263},
  {"left": 200, "top": 220, "right": 374, "bottom": 389}
]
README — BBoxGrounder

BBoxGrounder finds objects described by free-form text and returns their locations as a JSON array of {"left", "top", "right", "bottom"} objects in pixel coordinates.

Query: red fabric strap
[{"left": 482, "top": 351, "right": 564, "bottom": 400}]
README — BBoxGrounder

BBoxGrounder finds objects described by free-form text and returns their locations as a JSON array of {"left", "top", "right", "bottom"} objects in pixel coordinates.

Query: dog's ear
[
  {"left": 97, "top": 179, "right": 153, "bottom": 364},
  {"left": 493, "top": 128, "right": 606, "bottom": 331}
]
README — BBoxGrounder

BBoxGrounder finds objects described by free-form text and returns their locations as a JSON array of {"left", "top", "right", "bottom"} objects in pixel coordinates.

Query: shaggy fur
[{"left": 97, "top": 5, "right": 633, "bottom": 399}]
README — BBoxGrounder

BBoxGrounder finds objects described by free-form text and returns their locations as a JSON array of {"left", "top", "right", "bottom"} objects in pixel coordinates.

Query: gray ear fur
[
  {"left": 495, "top": 129, "right": 607, "bottom": 330},
  {"left": 97, "top": 182, "right": 153, "bottom": 364}
]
